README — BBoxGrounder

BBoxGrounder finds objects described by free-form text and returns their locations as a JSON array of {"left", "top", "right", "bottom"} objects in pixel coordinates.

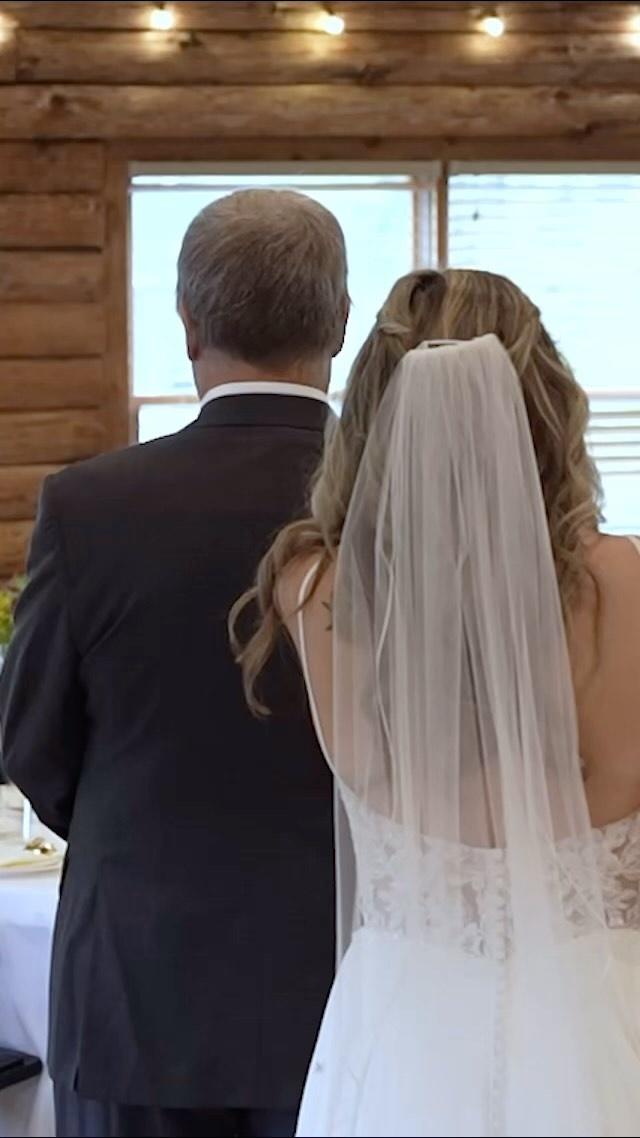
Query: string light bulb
[
  {"left": 480, "top": 11, "right": 505, "bottom": 37},
  {"left": 150, "top": 4, "right": 175, "bottom": 31},
  {"left": 0, "top": 10, "right": 15, "bottom": 41},
  {"left": 319, "top": 8, "right": 345, "bottom": 36}
]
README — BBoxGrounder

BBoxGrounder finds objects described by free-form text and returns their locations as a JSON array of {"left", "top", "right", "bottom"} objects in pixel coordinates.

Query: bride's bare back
[
  {"left": 282, "top": 533, "right": 640, "bottom": 833},
  {"left": 570, "top": 534, "right": 640, "bottom": 827}
]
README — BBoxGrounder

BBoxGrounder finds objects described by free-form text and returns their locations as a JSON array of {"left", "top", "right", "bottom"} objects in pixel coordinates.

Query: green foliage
[{"left": 0, "top": 577, "right": 25, "bottom": 648}]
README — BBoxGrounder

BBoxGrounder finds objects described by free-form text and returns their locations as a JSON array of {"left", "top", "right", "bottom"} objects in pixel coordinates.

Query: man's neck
[{"left": 194, "top": 351, "right": 330, "bottom": 400}]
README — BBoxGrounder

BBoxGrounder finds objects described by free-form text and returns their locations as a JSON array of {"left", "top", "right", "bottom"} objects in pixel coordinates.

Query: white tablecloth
[{"left": 0, "top": 827, "right": 60, "bottom": 1138}]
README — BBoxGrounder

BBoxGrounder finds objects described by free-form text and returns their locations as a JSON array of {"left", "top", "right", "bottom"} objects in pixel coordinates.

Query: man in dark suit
[{"left": 0, "top": 189, "right": 348, "bottom": 1138}]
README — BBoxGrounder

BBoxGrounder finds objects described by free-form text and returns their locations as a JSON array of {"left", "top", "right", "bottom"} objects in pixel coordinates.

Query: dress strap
[
  {"left": 296, "top": 561, "right": 332, "bottom": 765},
  {"left": 627, "top": 536, "right": 640, "bottom": 559}
]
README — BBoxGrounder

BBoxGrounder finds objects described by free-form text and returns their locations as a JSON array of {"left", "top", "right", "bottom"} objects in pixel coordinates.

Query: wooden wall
[{"left": 0, "top": 0, "right": 639, "bottom": 576}]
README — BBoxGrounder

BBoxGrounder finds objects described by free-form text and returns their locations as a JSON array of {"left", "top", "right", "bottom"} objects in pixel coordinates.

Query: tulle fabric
[{"left": 296, "top": 335, "right": 640, "bottom": 1137}]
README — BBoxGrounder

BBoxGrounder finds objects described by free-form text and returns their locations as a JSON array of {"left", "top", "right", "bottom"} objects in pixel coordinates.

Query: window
[
  {"left": 130, "top": 169, "right": 435, "bottom": 440},
  {"left": 448, "top": 169, "right": 640, "bottom": 534},
  {"left": 130, "top": 164, "right": 640, "bottom": 532}
]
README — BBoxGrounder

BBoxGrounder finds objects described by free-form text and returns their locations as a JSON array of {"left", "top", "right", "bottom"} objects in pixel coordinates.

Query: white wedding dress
[
  {"left": 295, "top": 582, "right": 640, "bottom": 1137},
  {"left": 296, "top": 786, "right": 640, "bottom": 1137},
  {"left": 292, "top": 338, "right": 640, "bottom": 1138}
]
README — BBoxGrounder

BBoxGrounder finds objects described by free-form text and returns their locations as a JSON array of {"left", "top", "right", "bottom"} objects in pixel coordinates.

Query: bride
[{"left": 232, "top": 269, "right": 640, "bottom": 1137}]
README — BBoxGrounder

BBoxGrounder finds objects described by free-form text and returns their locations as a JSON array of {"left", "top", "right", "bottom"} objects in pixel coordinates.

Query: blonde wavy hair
[{"left": 231, "top": 268, "right": 601, "bottom": 714}]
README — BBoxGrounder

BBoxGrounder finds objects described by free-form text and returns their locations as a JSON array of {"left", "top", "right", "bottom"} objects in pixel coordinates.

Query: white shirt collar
[{"left": 200, "top": 381, "right": 329, "bottom": 409}]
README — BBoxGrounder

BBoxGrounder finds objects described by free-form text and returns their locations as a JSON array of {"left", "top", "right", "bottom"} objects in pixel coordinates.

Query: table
[{"left": 0, "top": 824, "right": 60, "bottom": 1138}]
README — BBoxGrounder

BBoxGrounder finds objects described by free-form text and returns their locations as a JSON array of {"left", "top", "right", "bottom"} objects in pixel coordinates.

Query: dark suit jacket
[{"left": 0, "top": 394, "right": 335, "bottom": 1110}]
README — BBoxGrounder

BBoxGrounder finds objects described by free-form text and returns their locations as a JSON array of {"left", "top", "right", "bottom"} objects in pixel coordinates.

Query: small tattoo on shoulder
[{"left": 322, "top": 597, "right": 333, "bottom": 632}]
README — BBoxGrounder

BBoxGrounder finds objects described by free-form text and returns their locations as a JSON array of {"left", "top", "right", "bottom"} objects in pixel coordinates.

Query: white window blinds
[{"left": 448, "top": 171, "right": 640, "bottom": 533}]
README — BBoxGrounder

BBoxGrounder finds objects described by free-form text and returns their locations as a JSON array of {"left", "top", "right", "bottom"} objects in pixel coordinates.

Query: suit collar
[{"left": 194, "top": 393, "right": 331, "bottom": 431}]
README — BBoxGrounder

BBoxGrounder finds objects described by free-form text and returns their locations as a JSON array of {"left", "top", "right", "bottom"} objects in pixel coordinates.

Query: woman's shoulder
[
  {"left": 575, "top": 533, "right": 640, "bottom": 673},
  {"left": 583, "top": 533, "right": 640, "bottom": 590},
  {"left": 276, "top": 553, "right": 336, "bottom": 640},
  {"left": 563, "top": 534, "right": 640, "bottom": 695},
  {"left": 575, "top": 534, "right": 640, "bottom": 821}
]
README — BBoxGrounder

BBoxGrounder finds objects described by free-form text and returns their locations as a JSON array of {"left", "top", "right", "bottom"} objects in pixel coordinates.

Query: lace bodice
[{"left": 342, "top": 786, "right": 640, "bottom": 958}]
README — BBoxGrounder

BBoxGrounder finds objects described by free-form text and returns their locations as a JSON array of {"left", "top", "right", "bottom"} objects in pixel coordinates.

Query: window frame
[
  {"left": 128, "top": 159, "right": 640, "bottom": 529},
  {"left": 128, "top": 161, "right": 440, "bottom": 441}
]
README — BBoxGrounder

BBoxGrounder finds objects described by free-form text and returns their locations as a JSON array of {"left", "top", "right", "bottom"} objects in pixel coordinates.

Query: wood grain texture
[
  {"left": 0, "top": 357, "right": 105, "bottom": 408},
  {"left": 0, "top": 519, "right": 32, "bottom": 577},
  {"left": 0, "top": 409, "right": 105, "bottom": 464},
  {"left": 0, "top": 141, "right": 104, "bottom": 191},
  {"left": 4, "top": 83, "right": 640, "bottom": 140},
  {"left": 103, "top": 151, "right": 130, "bottom": 449},
  {"left": 15, "top": 28, "right": 640, "bottom": 88},
  {"left": 120, "top": 134, "right": 640, "bottom": 162},
  {"left": 0, "top": 194, "right": 105, "bottom": 247},
  {"left": 0, "top": 463, "right": 59, "bottom": 518},
  {"left": 0, "top": 26, "right": 16, "bottom": 81},
  {"left": 0, "top": 303, "right": 105, "bottom": 356},
  {"left": 2, "top": 2, "right": 637, "bottom": 33},
  {"left": 0, "top": 250, "right": 103, "bottom": 300}
]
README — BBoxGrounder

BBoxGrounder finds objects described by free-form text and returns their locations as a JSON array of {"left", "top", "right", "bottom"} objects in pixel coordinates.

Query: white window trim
[
  {"left": 129, "top": 162, "right": 440, "bottom": 439},
  {"left": 130, "top": 161, "right": 640, "bottom": 525}
]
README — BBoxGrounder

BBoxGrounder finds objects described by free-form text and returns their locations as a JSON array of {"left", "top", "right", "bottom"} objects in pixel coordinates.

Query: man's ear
[
  {"left": 178, "top": 303, "right": 201, "bottom": 362},
  {"left": 332, "top": 294, "right": 351, "bottom": 358}
]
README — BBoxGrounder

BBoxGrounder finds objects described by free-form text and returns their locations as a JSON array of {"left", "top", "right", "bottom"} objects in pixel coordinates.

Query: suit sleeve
[{"left": 0, "top": 478, "right": 87, "bottom": 839}]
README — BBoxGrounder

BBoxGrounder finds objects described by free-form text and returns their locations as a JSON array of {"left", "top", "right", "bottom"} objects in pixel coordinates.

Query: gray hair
[{"left": 177, "top": 188, "right": 348, "bottom": 366}]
